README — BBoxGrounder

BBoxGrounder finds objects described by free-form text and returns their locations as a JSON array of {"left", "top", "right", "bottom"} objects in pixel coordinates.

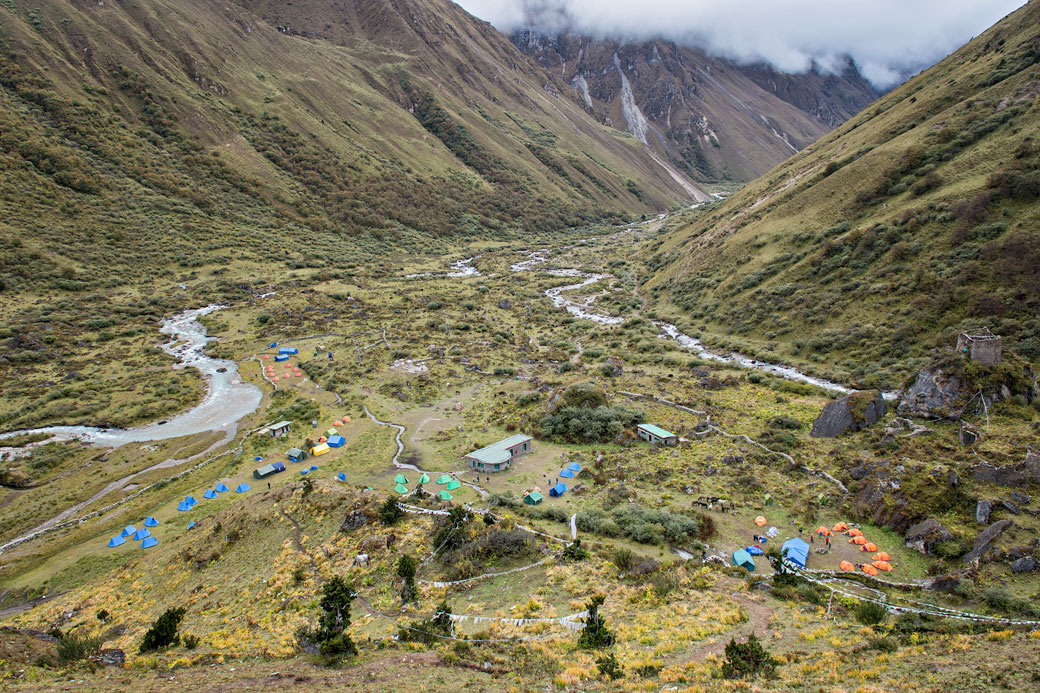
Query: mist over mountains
[{"left": 455, "top": 0, "right": 1027, "bottom": 87}]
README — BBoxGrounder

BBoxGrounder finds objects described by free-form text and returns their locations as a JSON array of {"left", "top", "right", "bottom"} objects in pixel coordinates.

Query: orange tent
[
  {"left": 262, "top": 354, "right": 270, "bottom": 359},
  {"left": 847, "top": 528, "right": 864, "bottom": 538},
  {"left": 334, "top": 420, "right": 344, "bottom": 427},
  {"left": 862, "top": 543, "right": 879, "bottom": 553},
  {"left": 285, "top": 363, "right": 293, "bottom": 368},
  {"left": 816, "top": 527, "right": 833, "bottom": 537},
  {"left": 832, "top": 522, "right": 849, "bottom": 532},
  {"left": 342, "top": 416, "right": 351, "bottom": 423},
  {"left": 850, "top": 536, "right": 868, "bottom": 545},
  {"left": 861, "top": 564, "right": 879, "bottom": 576},
  {"left": 754, "top": 516, "right": 767, "bottom": 526},
  {"left": 873, "top": 552, "right": 892, "bottom": 562},
  {"left": 839, "top": 561, "right": 855, "bottom": 572},
  {"left": 295, "top": 372, "right": 304, "bottom": 377},
  {"left": 271, "top": 376, "right": 280, "bottom": 382},
  {"left": 318, "top": 436, "right": 327, "bottom": 443},
  {"left": 872, "top": 561, "right": 893, "bottom": 572}
]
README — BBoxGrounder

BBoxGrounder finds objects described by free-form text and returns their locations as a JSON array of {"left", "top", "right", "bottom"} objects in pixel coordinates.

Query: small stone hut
[{"left": 956, "top": 328, "right": 1002, "bottom": 366}]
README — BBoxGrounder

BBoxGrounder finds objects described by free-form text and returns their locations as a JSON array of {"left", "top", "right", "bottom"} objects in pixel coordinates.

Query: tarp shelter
[
  {"left": 833, "top": 522, "right": 850, "bottom": 532},
  {"left": 141, "top": 537, "right": 158, "bottom": 549},
  {"left": 732, "top": 549, "right": 756, "bottom": 572},
  {"left": 121, "top": 525, "right": 137, "bottom": 538},
  {"left": 559, "top": 468, "right": 575, "bottom": 478},
  {"left": 144, "top": 516, "right": 159, "bottom": 527},
  {"left": 274, "top": 354, "right": 290, "bottom": 362},
  {"left": 418, "top": 473, "right": 430, "bottom": 484},
  {"left": 746, "top": 546, "right": 764, "bottom": 556},
  {"left": 236, "top": 483, "right": 250, "bottom": 493},
  {"left": 567, "top": 462, "right": 582, "bottom": 472},
  {"left": 445, "top": 480, "right": 461, "bottom": 491},
  {"left": 337, "top": 472, "right": 346, "bottom": 481},
  {"left": 108, "top": 535, "right": 126, "bottom": 547},
  {"left": 861, "top": 564, "right": 879, "bottom": 576},
  {"left": 754, "top": 516, "right": 767, "bottom": 526},
  {"left": 524, "top": 491, "right": 544, "bottom": 505},
  {"left": 873, "top": 552, "right": 892, "bottom": 562},
  {"left": 839, "top": 561, "right": 855, "bottom": 571},
  {"left": 436, "top": 475, "right": 452, "bottom": 484},
  {"left": 253, "top": 461, "right": 286, "bottom": 479},
  {"left": 873, "top": 561, "right": 893, "bottom": 571},
  {"left": 132, "top": 528, "right": 151, "bottom": 541},
  {"left": 287, "top": 447, "right": 306, "bottom": 463},
  {"left": 394, "top": 484, "right": 409, "bottom": 494},
  {"left": 394, "top": 474, "right": 409, "bottom": 484},
  {"left": 549, "top": 482, "right": 567, "bottom": 497},
  {"left": 782, "top": 537, "right": 810, "bottom": 568},
  {"left": 438, "top": 490, "right": 453, "bottom": 501},
  {"left": 310, "top": 443, "right": 330, "bottom": 456},
  {"left": 850, "top": 536, "right": 868, "bottom": 546},
  {"left": 204, "top": 489, "right": 217, "bottom": 499},
  {"left": 862, "top": 542, "right": 879, "bottom": 553},
  {"left": 278, "top": 347, "right": 299, "bottom": 355},
  {"left": 215, "top": 483, "right": 229, "bottom": 493},
  {"left": 187, "top": 521, "right": 196, "bottom": 530},
  {"left": 327, "top": 435, "right": 345, "bottom": 448}
]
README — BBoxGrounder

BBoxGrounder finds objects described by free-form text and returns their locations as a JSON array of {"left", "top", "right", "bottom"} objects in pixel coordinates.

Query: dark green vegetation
[
  {"left": 138, "top": 606, "right": 185, "bottom": 653},
  {"left": 645, "top": 1, "right": 1040, "bottom": 388},
  {"left": 722, "top": 633, "right": 778, "bottom": 680}
]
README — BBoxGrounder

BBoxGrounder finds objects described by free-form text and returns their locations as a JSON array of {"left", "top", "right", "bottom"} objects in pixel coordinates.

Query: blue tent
[
  {"left": 337, "top": 472, "right": 346, "bottom": 481},
  {"left": 254, "top": 456, "right": 263, "bottom": 462},
  {"left": 746, "top": 546, "right": 764, "bottom": 556},
  {"left": 781, "top": 537, "right": 811, "bottom": 568},
  {"left": 567, "top": 462, "right": 582, "bottom": 472},
  {"left": 203, "top": 489, "right": 217, "bottom": 499},
  {"left": 732, "top": 549, "right": 756, "bottom": 572},
  {"left": 559, "top": 468, "right": 575, "bottom": 478},
  {"left": 215, "top": 483, "right": 229, "bottom": 493},
  {"left": 141, "top": 537, "right": 158, "bottom": 549},
  {"left": 132, "top": 528, "right": 151, "bottom": 541},
  {"left": 187, "top": 521, "right": 196, "bottom": 530},
  {"left": 236, "top": 483, "right": 250, "bottom": 493},
  {"left": 278, "top": 347, "right": 299, "bottom": 355},
  {"left": 549, "top": 482, "right": 567, "bottom": 497},
  {"left": 310, "top": 464, "right": 318, "bottom": 471},
  {"left": 143, "top": 516, "right": 159, "bottom": 527},
  {"left": 269, "top": 342, "right": 278, "bottom": 348},
  {"left": 184, "top": 496, "right": 197, "bottom": 506},
  {"left": 300, "top": 469, "right": 309, "bottom": 475},
  {"left": 108, "top": 535, "right": 126, "bottom": 548},
  {"left": 274, "top": 354, "right": 289, "bottom": 362},
  {"left": 327, "top": 435, "right": 345, "bottom": 448},
  {"left": 177, "top": 501, "right": 191, "bottom": 512},
  {"left": 120, "top": 524, "right": 137, "bottom": 538}
]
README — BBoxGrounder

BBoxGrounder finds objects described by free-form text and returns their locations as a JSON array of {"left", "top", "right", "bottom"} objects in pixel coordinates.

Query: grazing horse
[{"left": 352, "top": 553, "right": 369, "bottom": 567}]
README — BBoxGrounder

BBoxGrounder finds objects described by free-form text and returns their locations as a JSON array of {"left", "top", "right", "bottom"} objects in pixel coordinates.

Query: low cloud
[{"left": 454, "top": 0, "right": 1026, "bottom": 87}]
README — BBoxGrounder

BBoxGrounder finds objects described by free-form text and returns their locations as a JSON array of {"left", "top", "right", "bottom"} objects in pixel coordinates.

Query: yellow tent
[{"left": 310, "top": 443, "right": 330, "bottom": 456}]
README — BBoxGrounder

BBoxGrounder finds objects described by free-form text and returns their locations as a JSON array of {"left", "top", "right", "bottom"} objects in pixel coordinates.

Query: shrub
[
  {"left": 596, "top": 651, "right": 623, "bottom": 680},
  {"left": 139, "top": 606, "right": 187, "bottom": 653},
  {"left": 608, "top": 546, "right": 636, "bottom": 572},
  {"left": 540, "top": 405, "right": 644, "bottom": 443},
  {"left": 398, "top": 599, "right": 453, "bottom": 644},
  {"left": 516, "top": 392, "right": 542, "bottom": 406},
  {"left": 866, "top": 635, "right": 898, "bottom": 652},
  {"left": 182, "top": 634, "right": 200, "bottom": 650},
  {"left": 378, "top": 497, "right": 402, "bottom": 525},
  {"left": 722, "top": 633, "right": 777, "bottom": 679},
  {"left": 854, "top": 600, "right": 888, "bottom": 625},
  {"left": 57, "top": 631, "right": 103, "bottom": 662},
  {"left": 578, "top": 595, "right": 615, "bottom": 649},
  {"left": 313, "top": 576, "right": 357, "bottom": 660},
  {"left": 397, "top": 554, "right": 419, "bottom": 603}
]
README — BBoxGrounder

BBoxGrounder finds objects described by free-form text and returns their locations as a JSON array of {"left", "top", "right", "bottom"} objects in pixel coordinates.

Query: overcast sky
[{"left": 453, "top": 1, "right": 1027, "bottom": 87}]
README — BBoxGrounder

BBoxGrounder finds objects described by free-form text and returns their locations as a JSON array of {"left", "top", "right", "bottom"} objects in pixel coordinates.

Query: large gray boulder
[
  {"left": 897, "top": 367, "right": 962, "bottom": 419},
  {"left": 1011, "top": 556, "right": 1039, "bottom": 574},
  {"left": 976, "top": 500, "right": 992, "bottom": 525},
  {"left": 811, "top": 390, "right": 887, "bottom": 438},
  {"left": 904, "top": 518, "right": 954, "bottom": 555},
  {"left": 962, "top": 519, "right": 1013, "bottom": 565},
  {"left": 971, "top": 451, "right": 1040, "bottom": 488}
]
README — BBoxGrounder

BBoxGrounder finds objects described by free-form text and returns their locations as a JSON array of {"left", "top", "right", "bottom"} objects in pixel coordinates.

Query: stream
[{"left": 0, "top": 305, "right": 263, "bottom": 447}]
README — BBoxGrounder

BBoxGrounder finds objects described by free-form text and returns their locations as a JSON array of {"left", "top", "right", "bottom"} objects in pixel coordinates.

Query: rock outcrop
[
  {"left": 962, "top": 519, "right": 1013, "bottom": 565},
  {"left": 810, "top": 390, "right": 887, "bottom": 438},
  {"left": 897, "top": 367, "right": 962, "bottom": 419},
  {"left": 904, "top": 518, "right": 954, "bottom": 554},
  {"left": 1011, "top": 556, "right": 1039, "bottom": 573},
  {"left": 970, "top": 451, "right": 1040, "bottom": 488},
  {"left": 976, "top": 500, "right": 992, "bottom": 525}
]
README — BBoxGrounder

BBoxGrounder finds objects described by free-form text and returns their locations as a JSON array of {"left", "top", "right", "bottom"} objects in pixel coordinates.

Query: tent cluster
[
  {"left": 558, "top": 461, "right": 581, "bottom": 479},
  {"left": 108, "top": 516, "right": 161, "bottom": 549},
  {"left": 830, "top": 522, "right": 896, "bottom": 575}
]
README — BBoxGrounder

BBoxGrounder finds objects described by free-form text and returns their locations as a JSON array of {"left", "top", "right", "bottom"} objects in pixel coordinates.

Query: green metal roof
[
  {"left": 271, "top": 420, "right": 292, "bottom": 429},
  {"left": 524, "top": 491, "right": 543, "bottom": 503},
  {"left": 638, "top": 424, "right": 676, "bottom": 439},
  {"left": 465, "top": 434, "right": 532, "bottom": 465}
]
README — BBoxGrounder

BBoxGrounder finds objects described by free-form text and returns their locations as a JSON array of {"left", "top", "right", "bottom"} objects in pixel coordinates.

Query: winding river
[{"left": 0, "top": 305, "right": 263, "bottom": 447}]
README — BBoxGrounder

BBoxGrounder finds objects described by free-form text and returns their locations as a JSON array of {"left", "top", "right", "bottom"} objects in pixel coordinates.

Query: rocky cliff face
[{"left": 511, "top": 32, "right": 879, "bottom": 183}]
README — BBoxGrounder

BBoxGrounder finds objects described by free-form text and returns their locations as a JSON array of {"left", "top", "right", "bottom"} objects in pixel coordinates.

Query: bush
[
  {"left": 854, "top": 600, "right": 888, "bottom": 625},
  {"left": 182, "top": 634, "right": 200, "bottom": 650},
  {"left": 314, "top": 576, "right": 357, "bottom": 660},
  {"left": 596, "top": 651, "right": 623, "bottom": 680},
  {"left": 57, "top": 631, "right": 103, "bottom": 662},
  {"left": 608, "top": 546, "right": 637, "bottom": 572},
  {"left": 379, "top": 497, "right": 402, "bottom": 525},
  {"left": 540, "top": 404, "right": 643, "bottom": 442},
  {"left": 516, "top": 392, "right": 542, "bottom": 407},
  {"left": 722, "top": 633, "right": 777, "bottom": 679},
  {"left": 578, "top": 595, "right": 615, "bottom": 649},
  {"left": 866, "top": 635, "right": 898, "bottom": 652},
  {"left": 139, "top": 606, "right": 187, "bottom": 653}
]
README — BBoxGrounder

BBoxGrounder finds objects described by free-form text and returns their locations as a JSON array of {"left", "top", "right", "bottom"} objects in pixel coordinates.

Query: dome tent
[
  {"left": 143, "top": 516, "right": 159, "bottom": 527},
  {"left": 781, "top": 537, "right": 810, "bottom": 568},
  {"left": 732, "top": 549, "right": 755, "bottom": 572}
]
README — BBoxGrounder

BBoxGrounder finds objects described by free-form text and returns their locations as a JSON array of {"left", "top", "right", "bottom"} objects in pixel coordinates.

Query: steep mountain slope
[
  {"left": 511, "top": 32, "right": 879, "bottom": 183},
  {"left": 643, "top": 2, "right": 1040, "bottom": 389}
]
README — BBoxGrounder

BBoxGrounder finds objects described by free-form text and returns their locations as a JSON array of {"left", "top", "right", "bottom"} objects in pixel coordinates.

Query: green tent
[
  {"left": 394, "top": 474, "right": 408, "bottom": 484},
  {"left": 445, "top": 480, "right": 461, "bottom": 491},
  {"left": 732, "top": 549, "right": 755, "bottom": 572},
  {"left": 394, "top": 483, "right": 408, "bottom": 494},
  {"left": 418, "top": 473, "right": 430, "bottom": 484},
  {"left": 436, "top": 474, "right": 452, "bottom": 485},
  {"left": 764, "top": 493, "right": 774, "bottom": 506},
  {"left": 524, "top": 491, "right": 543, "bottom": 505},
  {"left": 438, "top": 490, "right": 453, "bottom": 501}
]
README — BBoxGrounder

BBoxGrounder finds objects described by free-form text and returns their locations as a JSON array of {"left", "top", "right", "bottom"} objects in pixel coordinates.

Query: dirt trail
[
  {"left": 680, "top": 594, "right": 774, "bottom": 662},
  {"left": 278, "top": 505, "right": 318, "bottom": 575}
]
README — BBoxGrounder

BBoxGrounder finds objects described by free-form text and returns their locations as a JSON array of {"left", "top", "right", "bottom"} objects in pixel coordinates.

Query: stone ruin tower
[{"left": 956, "top": 327, "right": 1002, "bottom": 366}]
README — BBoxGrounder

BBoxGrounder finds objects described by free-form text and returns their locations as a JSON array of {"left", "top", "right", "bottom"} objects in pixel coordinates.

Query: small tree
[
  {"left": 578, "top": 595, "right": 615, "bottom": 649},
  {"left": 379, "top": 496, "right": 402, "bottom": 525},
  {"left": 397, "top": 554, "right": 419, "bottom": 603},
  {"left": 314, "top": 576, "right": 357, "bottom": 659},
  {"left": 139, "top": 606, "right": 186, "bottom": 653},
  {"left": 563, "top": 538, "right": 588, "bottom": 561},
  {"left": 596, "top": 651, "right": 623, "bottom": 680},
  {"left": 722, "top": 633, "right": 777, "bottom": 679},
  {"left": 95, "top": 609, "right": 109, "bottom": 624}
]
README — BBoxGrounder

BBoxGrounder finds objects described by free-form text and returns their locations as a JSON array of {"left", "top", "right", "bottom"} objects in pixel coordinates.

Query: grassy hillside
[
  {"left": 0, "top": 0, "right": 699, "bottom": 430},
  {"left": 643, "top": 2, "right": 1040, "bottom": 388}
]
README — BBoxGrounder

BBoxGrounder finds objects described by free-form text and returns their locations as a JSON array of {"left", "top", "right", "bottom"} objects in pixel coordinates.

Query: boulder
[
  {"left": 948, "top": 470, "right": 959, "bottom": 489},
  {"left": 976, "top": 500, "right": 992, "bottom": 525},
  {"left": 1001, "top": 500, "right": 1021, "bottom": 515},
  {"left": 1009, "top": 490, "right": 1031, "bottom": 505},
  {"left": 810, "top": 390, "right": 887, "bottom": 438},
  {"left": 339, "top": 509, "right": 369, "bottom": 533},
  {"left": 855, "top": 477, "right": 911, "bottom": 534},
  {"left": 897, "top": 367, "right": 963, "bottom": 419},
  {"left": 89, "top": 649, "right": 125, "bottom": 667},
  {"left": 1011, "top": 556, "right": 1039, "bottom": 574},
  {"left": 970, "top": 452, "right": 1040, "bottom": 488},
  {"left": 905, "top": 518, "right": 954, "bottom": 554},
  {"left": 962, "top": 519, "right": 1013, "bottom": 565}
]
